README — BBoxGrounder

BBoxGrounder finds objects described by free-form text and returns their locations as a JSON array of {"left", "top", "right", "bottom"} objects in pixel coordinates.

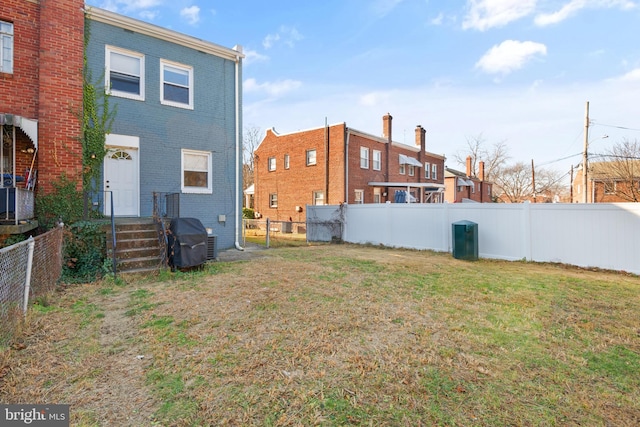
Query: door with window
[{"left": 104, "top": 148, "right": 139, "bottom": 216}]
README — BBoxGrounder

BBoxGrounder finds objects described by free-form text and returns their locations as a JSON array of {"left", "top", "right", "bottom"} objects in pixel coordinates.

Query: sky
[{"left": 85, "top": 0, "right": 640, "bottom": 177}]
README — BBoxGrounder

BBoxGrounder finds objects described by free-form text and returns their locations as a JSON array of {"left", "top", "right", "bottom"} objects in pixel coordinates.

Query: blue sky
[{"left": 86, "top": 0, "right": 640, "bottom": 175}]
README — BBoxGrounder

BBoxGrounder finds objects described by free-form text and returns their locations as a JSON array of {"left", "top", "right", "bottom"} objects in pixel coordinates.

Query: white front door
[{"left": 104, "top": 147, "right": 139, "bottom": 216}]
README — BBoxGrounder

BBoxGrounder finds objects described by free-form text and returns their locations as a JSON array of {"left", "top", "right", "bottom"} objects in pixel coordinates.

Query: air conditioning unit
[{"left": 207, "top": 234, "right": 217, "bottom": 260}]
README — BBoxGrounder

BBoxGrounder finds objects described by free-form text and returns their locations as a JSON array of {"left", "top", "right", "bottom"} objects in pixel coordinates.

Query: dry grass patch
[{"left": 1, "top": 244, "right": 639, "bottom": 426}]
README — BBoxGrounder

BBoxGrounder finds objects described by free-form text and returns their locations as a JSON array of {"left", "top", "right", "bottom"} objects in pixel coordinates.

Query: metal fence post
[
  {"left": 22, "top": 237, "right": 35, "bottom": 318},
  {"left": 266, "top": 218, "right": 270, "bottom": 249}
]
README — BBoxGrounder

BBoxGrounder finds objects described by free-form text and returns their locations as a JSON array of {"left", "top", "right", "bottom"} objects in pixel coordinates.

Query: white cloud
[
  {"left": 535, "top": 0, "right": 637, "bottom": 26},
  {"left": 476, "top": 40, "right": 547, "bottom": 75},
  {"left": 243, "top": 49, "right": 269, "bottom": 66},
  {"left": 611, "top": 68, "right": 640, "bottom": 82},
  {"left": 262, "top": 26, "right": 303, "bottom": 49},
  {"left": 139, "top": 10, "right": 159, "bottom": 20},
  {"left": 430, "top": 12, "right": 444, "bottom": 25},
  {"left": 371, "top": 0, "right": 404, "bottom": 18},
  {"left": 463, "top": 0, "right": 537, "bottom": 31},
  {"left": 180, "top": 6, "right": 200, "bottom": 25},
  {"left": 244, "top": 78, "right": 302, "bottom": 97}
]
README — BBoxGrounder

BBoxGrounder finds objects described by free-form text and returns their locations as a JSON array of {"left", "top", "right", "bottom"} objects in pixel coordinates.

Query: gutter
[{"left": 234, "top": 48, "right": 244, "bottom": 251}]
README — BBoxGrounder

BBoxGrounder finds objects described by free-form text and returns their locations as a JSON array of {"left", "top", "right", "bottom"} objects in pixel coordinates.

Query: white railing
[{"left": 307, "top": 203, "right": 640, "bottom": 275}]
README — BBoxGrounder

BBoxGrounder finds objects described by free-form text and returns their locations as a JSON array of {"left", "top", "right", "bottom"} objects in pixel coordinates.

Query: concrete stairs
[{"left": 106, "top": 220, "right": 165, "bottom": 274}]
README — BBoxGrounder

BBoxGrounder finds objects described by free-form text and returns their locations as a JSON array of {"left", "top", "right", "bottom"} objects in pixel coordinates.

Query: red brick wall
[
  {"left": 255, "top": 125, "right": 347, "bottom": 221},
  {"left": 0, "top": 0, "right": 84, "bottom": 193}
]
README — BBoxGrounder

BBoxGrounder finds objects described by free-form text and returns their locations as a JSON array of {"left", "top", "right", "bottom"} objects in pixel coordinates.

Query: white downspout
[
  {"left": 234, "top": 49, "right": 244, "bottom": 251},
  {"left": 344, "top": 128, "right": 350, "bottom": 203}
]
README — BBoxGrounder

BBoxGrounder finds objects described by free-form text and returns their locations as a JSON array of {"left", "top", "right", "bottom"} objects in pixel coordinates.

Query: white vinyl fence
[{"left": 307, "top": 203, "right": 640, "bottom": 275}]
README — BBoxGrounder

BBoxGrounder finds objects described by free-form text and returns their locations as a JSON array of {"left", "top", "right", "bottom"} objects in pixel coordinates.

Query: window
[
  {"left": 284, "top": 154, "right": 290, "bottom": 169},
  {"left": 354, "top": 190, "right": 364, "bottom": 204},
  {"left": 373, "top": 188, "right": 381, "bottom": 203},
  {"left": 424, "top": 162, "right": 431, "bottom": 179},
  {"left": 431, "top": 164, "right": 437, "bottom": 180},
  {"left": 268, "top": 157, "right": 276, "bottom": 171},
  {"left": 313, "top": 191, "right": 324, "bottom": 205},
  {"left": 373, "top": 150, "right": 381, "bottom": 170},
  {"left": 408, "top": 165, "right": 415, "bottom": 176},
  {"left": 471, "top": 182, "right": 476, "bottom": 193},
  {"left": 106, "top": 46, "right": 144, "bottom": 100},
  {"left": 306, "top": 149, "right": 317, "bottom": 166},
  {"left": 399, "top": 163, "right": 406, "bottom": 175},
  {"left": 269, "top": 193, "right": 278, "bottom": 208},
  {"left": 0, "top": 21, "right": 13, "bottom": 74},
  {"left": 181, "top": 149, "right": 212, "bottom": 193},
  {"left": 604, "top": 181, "right": 616, "bottom": 194},
  {"left": 360, "top": 147, "right": 369, "bottom": 169},
  {"left": 161, "top": 60, "right": 193, "bottom": 109}
]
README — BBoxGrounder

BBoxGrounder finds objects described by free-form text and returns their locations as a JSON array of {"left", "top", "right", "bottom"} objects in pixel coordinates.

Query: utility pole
[
  {"left": 570, "top": 165, "right": 574, "bottom": 203},
  {"left": 531, "top": 159, "right": 536, "bottom": 203},
  {"left": 582, "top": 101, "right": 589, "bottom": 203}
]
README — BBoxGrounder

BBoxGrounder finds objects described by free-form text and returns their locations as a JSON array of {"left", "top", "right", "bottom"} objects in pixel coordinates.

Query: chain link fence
[
  {"left": 243, "top": 219, "right": 307, "bottom": 248},
  {"left": 0, "top": 225, "right": 64, "bottom": 346}
]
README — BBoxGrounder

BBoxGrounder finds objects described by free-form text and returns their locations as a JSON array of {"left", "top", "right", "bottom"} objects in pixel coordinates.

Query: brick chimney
[
  {"left": 466, "top": 156, "right": 472, "bottom": 177},
  {"left": 415, "top": 125, "right": 425, "bottom": 151},
  {"left": 479, "top": 161, "right": 485, "bottom": 181},
  {"left": 382, "top": 113, "right": 392, "bottom": 143}
]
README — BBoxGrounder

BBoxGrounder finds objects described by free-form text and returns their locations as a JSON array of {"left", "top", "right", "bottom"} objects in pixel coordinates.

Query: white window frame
[
  {"left": 354, "top": 189, "right": 364, "bottom": 204},
  {"left": 0, "top": 21, "right": 13, "bottom": 74},
  {"left": 106, "top": 46, "right": 145, "bottom": 101},
  {"left": 360, "top": 147, "right": 369, "bottom": 169},
  {"left": 181, "top": 149, "right": 212, "bottom": 194},
  {"left": 432, "top": 164, "right": 438, "bottom": 180},
  {"left": 306, "top": 149, "right": 317, "bottom": 166},
  {"left": 160, "top": 59, "right": 194, "bottom": 109},
  {"left": 268, "top": 157, "right": 276, "bottom": 171},
  {"left": 313, "top": 190, "right": 324, "bottom": 205},
  {"left": 408, "top": 165, "right": 415, "bottom": 176},
  {"left": 399, "top": 163, "right": 406, "bottom": 175},
  {"left": 284, "top": 154, "right": 290, "bottom": 169},
  {"left": 424, "top": 162, "right": 430, "bottom": 179},
  {"left": 269, "top": 193, "right": 278, "bottom": 208},
  {"left": 471, "top": 182, "right": 476, "bottom": 193},
  {"left": 373, "top": 188, "right": 381, "bottom": 203},
  {"left": 373, "top": 150, "right": 381, "bottom": 171}
]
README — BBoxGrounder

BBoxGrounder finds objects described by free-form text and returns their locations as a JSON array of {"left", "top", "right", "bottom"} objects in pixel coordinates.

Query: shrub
[{"left": 62, "top": 221, "right": 106, "bottom": 283}]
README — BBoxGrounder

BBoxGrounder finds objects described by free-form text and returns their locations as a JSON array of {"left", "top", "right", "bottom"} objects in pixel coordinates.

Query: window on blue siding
[
  {"left": 0, "top": 21, "right": 13, "bottom": 74},
  {"left": 106, "top": 46, "right": 144, "bottom": 100},
  {"left": 181, "top": 149, "right": 212, "bottom": 194},
  {"left": 161, "top": 60, "right": 193, "bottom": 109}
]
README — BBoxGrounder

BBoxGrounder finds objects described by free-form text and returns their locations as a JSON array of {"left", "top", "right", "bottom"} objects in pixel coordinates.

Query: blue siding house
[{"left": 86, "top": 7, "right": 244, "bottom": 251}]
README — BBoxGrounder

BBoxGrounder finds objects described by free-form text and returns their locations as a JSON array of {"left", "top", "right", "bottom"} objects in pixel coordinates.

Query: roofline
[{"left": 86, "top": 7, "right": 244, "bottom": 62}]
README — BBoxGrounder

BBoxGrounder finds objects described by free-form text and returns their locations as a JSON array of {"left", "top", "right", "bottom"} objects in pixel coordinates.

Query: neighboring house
[
  {"left": 444, "top": 156, "right": 493, "bottom": 203},
  {"left": 254, "top": 113, "right": 446, "bottom": 221},
  {"left": 1, "top": 0, "right": 85, "bottom": 233},
  {"left": 572, "top": 160, "right": 640, "bottom": 203},
  {"left": 85, "top": 7, "right": 244, "bottom": 251}
]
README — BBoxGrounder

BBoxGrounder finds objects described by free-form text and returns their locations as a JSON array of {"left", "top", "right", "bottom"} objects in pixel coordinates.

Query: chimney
[
  {"left": 479, "top": 161, "right": 485, "bottom": 181},
  {"left": 382, "top": 113, "right": 392, "bottom": 143},
  {"left": 466, "top": 156, "right": 472, "bottom": 177},
  {"left": 415, "top": 125, "right": 426, "bottom": 151}
]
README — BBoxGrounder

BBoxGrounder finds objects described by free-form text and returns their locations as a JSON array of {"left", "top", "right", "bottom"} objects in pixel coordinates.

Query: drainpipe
[
  {"left": 234, "top": 49, "right": 244, "bottom": 251},
  {"left": 344, "top": 127, "right": 350, "bottom": 203}
]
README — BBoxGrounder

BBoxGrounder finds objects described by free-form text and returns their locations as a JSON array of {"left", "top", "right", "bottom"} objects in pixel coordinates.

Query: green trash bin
[{"left": 452, "top": 220, "right": 478, "bottom": 260}]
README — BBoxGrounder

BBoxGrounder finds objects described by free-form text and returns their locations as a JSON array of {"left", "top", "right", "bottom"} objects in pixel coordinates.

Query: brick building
[
  {"left": 572, "top": 160, "right": 640, "bottom": 203},
  {"left": 1, "top": 0, "right": 84, "bottom": 232},
  {"left": 254, "top": 114, "right": 446, "bottom": 221},
  {"left": 444, "top": 156, "right": 493, "bottom": 203}
]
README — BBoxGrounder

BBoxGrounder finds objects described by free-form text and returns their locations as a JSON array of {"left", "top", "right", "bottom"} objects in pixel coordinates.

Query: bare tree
[
  {"left": 594, "top": 138, "right": 640, "bottom": 202},
  {"left": 453, "top": 134, "right": 509, "bottom": 181},
  {"left": 243, "top": 124, "right": 262, "bottom": 191},
  {"left": 493, "top": 162, "right": 532, "bottom": 203}
]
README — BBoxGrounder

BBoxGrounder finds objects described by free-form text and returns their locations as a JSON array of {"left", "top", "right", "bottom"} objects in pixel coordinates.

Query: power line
[{"left": 591, "top": 122, "right": 640, "bottom": 132}]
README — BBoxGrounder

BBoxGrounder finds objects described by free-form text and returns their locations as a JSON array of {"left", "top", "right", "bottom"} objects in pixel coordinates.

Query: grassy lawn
[{"left": 1, "top": 244, "right": 639, "bottom": 426}]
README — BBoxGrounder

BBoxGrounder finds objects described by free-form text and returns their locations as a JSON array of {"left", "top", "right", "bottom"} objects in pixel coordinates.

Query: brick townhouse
[
  {"left": 1, "top": 0, "right": 84, "bottom": 232},
  {"left": 444, "top": 156, "right": 493, "bottom": 203},
  {"left": 254, "top": 113, "right": 446, "bottom": 221}
]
